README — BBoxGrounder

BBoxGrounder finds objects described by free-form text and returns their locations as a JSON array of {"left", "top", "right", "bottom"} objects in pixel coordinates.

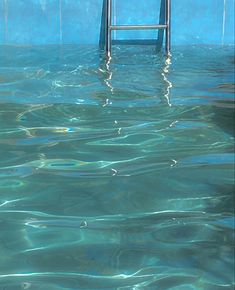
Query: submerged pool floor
[{"left": 0, "top": 45, "right": 234, "bottom": 289}]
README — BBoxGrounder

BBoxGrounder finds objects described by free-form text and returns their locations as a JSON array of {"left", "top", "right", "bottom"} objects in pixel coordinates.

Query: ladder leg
[
  {"left": 165, "top": 0, "right": 171, "bottom": 54},
  {"left": 106, "top": 0, "right": 112, "bottom": 57}
]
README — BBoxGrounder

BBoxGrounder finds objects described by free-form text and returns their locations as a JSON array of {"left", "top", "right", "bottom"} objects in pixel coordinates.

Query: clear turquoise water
[{"left": 0, "top": 45, "right": 234, "bottom": 289}]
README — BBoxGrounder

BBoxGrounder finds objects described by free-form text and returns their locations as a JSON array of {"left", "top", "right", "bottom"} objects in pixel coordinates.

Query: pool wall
[{"left": 0, "top": 0, "right": 234, "bottom": 46}]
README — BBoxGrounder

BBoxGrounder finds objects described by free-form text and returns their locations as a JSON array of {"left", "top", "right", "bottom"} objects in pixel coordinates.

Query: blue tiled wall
[{"left": 0, "top": 0, "right": 234, "bottom": 45}]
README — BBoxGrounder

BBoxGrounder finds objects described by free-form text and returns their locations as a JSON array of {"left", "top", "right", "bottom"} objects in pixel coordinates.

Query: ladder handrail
[
  {"left": 166, "top": 0, "right": 171, "bottom": 54},
  {"left": 106, "top": 0, "right": 112, "bottom": 57}
]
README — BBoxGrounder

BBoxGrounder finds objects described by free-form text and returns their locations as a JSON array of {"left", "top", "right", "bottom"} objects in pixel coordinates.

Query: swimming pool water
[{"left": 0, "top": 45, "right": 234, "bottom": 289}]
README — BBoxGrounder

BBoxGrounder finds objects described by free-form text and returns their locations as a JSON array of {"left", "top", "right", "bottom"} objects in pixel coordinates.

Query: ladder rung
[{"left": 110, "top": 25, "right": 167, "bottom": 31}]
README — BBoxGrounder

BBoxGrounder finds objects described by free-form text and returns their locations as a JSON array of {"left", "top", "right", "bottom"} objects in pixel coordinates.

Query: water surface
[{"left": 0, "top": 45, "right": 234, "bottom": 289}]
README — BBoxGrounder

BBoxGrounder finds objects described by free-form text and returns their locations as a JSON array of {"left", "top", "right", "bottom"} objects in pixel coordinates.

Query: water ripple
[{"left": 0, "top": 45, "right": 234, "bottom": 289}]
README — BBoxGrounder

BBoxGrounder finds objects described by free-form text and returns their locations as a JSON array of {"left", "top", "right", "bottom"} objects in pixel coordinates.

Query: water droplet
[
  {"left": 111, "top": 168, "right": 118, "bottom": 176},
  {"left": 80, "top": 221, "right": 88, "bottom": 228},
  {"left": 21, "top": 282, "right": 31, "bottom": 289},
  {"left": 103, "top": 99, "right": 110, "bottom": 107},
  {"left": 171, "top": 159, "right": 177, "bottom": 167}
]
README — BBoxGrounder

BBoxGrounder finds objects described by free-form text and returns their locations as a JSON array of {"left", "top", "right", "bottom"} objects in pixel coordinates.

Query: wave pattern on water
[{"left": 0, "top": 45, "right": 234, "bottom": 289}]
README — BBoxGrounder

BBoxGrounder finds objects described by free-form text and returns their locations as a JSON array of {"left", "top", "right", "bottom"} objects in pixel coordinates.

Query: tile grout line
[
  {"left": 114, "top": 0, "right": 117, "bottom": 41},
  {"left": 59, "top": 0, "right": 63, "bottom": 44},
  {"left": 4, "top": 0, "right": 8, "bottom": 42},
  {"left": 222, "top": 0, "right": 226, "bottom": 45}
]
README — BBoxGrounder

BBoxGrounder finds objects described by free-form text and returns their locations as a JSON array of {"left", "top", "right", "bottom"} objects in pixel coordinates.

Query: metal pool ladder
[{"left": 105, "top": 0, "right": 171, "bottom": 57}]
